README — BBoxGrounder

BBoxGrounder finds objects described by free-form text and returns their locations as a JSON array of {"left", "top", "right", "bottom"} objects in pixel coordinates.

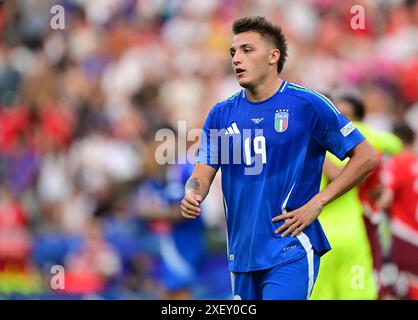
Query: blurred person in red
[
  {"left": 380, "top": 122, "right": 418, "bottom": 299},
  {"left": 0, "top": 186, "right": 41, "bottom": 295},
  {"left": 62, "top": 218, "right": 122, "bottom": 296},
  {"left": 336, "top": 95, "right": 402, "bottom": 298},
  {"left": 0, "top": 187, "right": 31, "bottom": 272}
]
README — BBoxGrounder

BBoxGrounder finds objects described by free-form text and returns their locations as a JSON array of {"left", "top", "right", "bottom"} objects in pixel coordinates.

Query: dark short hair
[
  {"left": 232, "top": 16, "right": 288, "bottom": 74},
  {"left": 393, "top": 122, "right": 415, "bottom": 145},
  {"left": 339, "top": 95, "right": 366, "bottom": 121}
]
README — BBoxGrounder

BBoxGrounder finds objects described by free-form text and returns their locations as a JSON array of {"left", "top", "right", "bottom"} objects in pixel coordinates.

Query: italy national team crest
[{"left": 274, "top": 110, "right": 289, "bottom": 132}]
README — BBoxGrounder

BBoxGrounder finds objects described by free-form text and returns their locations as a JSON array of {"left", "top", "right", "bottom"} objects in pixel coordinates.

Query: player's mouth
[{"left": 235, "top": 68, "right": 246, "bottom": 77}]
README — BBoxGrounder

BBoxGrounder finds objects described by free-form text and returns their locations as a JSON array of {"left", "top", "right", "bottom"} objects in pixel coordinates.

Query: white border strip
[
  {"left": 281, "top": 182, "right": 314, "bottom": 299},
  {"left": 391, "top": 218, "right": 418, "bottom": 247},
  {"left": 160, "top": 235, "right": 194, "bottom": 279}
]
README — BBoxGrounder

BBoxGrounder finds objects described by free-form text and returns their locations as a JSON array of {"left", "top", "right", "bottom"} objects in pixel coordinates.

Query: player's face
[{"left": 230, "top": 31, "right": 275, "bottom": 88}]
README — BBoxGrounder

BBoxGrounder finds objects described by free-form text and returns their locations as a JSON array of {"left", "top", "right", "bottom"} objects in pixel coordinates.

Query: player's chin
[{"left": 237, "top": 77, "right": 252, "bottom": 88}]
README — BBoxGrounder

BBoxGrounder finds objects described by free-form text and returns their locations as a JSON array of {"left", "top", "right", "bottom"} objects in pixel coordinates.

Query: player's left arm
[
  {"left": 322, "top": 157, "right": 342, "bottom": 182},
  {"left": 273, "top": 140, "right": 377, "bottom": 237},
  {"left": 273, "top": 90, "right": 379, "bottom": 237}
]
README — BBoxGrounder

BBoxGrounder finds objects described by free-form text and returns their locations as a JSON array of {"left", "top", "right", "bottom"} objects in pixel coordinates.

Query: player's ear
[{"left": 269, "top": 49, "right": 280, "bottom": 65}]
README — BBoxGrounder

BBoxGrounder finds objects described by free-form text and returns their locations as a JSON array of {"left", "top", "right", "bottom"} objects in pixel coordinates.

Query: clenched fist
[{"left": 180, "top": 191, "right": 203, "bottom": 219}]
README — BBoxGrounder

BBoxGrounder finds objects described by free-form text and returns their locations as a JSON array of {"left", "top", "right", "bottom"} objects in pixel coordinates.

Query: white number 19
[{"left": 244, "top": 136, "right": 267, "bottom": 165}]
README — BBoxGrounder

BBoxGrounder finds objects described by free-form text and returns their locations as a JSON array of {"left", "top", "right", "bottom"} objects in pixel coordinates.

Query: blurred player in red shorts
[
  {"left": 380, "top": 122, "right": 418, "bottom": 299},
  {"left": 337, "top": 96, "right": 402, "bottom": 298}
]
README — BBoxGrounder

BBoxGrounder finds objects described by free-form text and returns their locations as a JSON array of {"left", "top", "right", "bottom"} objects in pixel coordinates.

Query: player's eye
[
  {"left": 243, "top": 48, "right": 252, "bottom": 53},
  {"left": 230, "top": 50, "right": 236, "bottom": 57}
]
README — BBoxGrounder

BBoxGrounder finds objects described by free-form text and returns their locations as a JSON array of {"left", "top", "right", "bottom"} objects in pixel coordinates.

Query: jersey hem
[{"left": 228, "top": 251, "right": 308, "bottom": 273}]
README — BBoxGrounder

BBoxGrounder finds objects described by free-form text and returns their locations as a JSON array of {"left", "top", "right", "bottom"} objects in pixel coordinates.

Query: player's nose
[{"left": 232, "top": 53, "right": 241, "bottom": 65}]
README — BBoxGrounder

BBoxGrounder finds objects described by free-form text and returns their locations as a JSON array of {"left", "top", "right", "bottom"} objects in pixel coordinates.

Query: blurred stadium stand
[{"left": 0, "top": 0, "right": 417, "bottom": 299}]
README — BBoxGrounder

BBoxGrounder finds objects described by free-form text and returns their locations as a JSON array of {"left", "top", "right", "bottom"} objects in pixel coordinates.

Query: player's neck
[{"left": 245, "top": 77, "right": 283, "bottom": 102}]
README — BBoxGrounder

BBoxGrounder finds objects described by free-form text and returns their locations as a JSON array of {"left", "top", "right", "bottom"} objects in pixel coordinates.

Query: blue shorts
[{"left": 231, "top": 248, "right": 320, "bottom": 300}]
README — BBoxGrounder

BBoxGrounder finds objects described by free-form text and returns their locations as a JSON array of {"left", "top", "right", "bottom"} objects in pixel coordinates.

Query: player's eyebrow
[
  {"left": 230, "top": 43, "right": 253, "bottom": 50},
  {"left": 229, "top": 43, "right": 253, "bottom": 53}
]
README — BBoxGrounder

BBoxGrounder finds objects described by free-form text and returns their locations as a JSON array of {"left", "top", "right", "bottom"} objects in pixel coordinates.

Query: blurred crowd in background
[{"left": 0, "top": 0, "right": 417, "bottom": 299}]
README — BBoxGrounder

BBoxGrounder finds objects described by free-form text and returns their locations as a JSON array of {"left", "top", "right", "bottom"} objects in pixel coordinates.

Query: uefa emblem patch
[{"left": 275, "top": 110, "right": 289, "bottom": 132}]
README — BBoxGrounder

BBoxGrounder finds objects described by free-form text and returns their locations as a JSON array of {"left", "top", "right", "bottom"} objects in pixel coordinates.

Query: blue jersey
[
  {"left": 196, "top": 81, "right": 365, "bottom": 272},
  {"left": 135, "top": 163, "right": 205, "bottom": 290},
  {"left": 136, "top": 163, "right": 205, "bottom": 262},
  {"left": 165, "top": 162, "right": 205, "bottom": 265}
]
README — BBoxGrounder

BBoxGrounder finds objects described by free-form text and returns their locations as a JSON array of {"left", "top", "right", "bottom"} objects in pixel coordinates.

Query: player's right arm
[
  {"left": 181, "top": 105, "right": 221, "bottom": 219},
  {"left": 181, "top": 164, "right": 218, "bottom": 219}
]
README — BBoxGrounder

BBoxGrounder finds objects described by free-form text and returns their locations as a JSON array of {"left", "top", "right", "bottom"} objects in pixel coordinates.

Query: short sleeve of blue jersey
[
  {"left": 196, "top": 106, "right": 220, "bottom": 170},
  {"left": 309, "top": 93, "right": 365, "bottom": 160}
]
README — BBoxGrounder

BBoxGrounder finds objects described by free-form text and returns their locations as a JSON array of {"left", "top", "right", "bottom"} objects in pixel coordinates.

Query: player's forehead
[{"left": 231, "top": 31, "right": 265, "bottom": 49}]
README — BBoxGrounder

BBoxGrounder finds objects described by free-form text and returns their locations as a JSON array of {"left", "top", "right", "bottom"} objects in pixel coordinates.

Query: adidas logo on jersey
[{"left": 225, "top": 122, "right": 240, "bottom": 135}]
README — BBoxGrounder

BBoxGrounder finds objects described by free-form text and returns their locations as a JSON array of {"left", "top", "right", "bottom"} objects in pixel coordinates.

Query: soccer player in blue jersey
[{"left": 180, "top": 16, "right": 378, "bottom": 300}]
